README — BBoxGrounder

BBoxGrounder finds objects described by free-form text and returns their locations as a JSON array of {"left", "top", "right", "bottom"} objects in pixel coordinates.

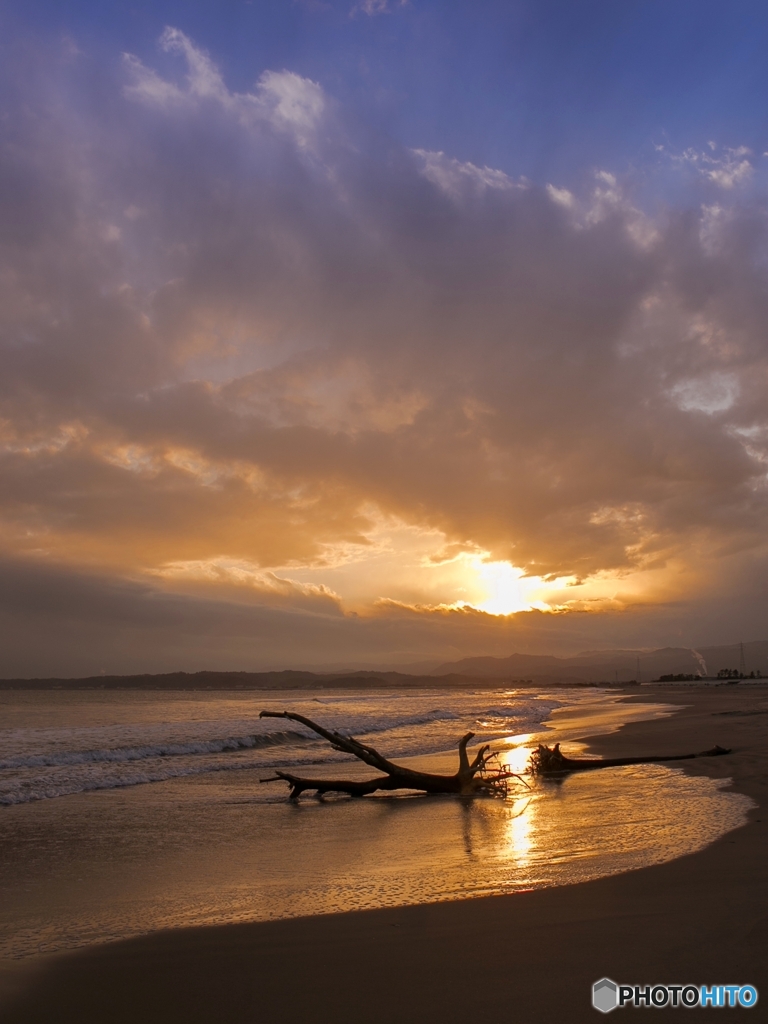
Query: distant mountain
[
  {"left": 432, "top": 652, "right": 569, "bottom": 680},
  {"left": 4, "top": 641, "right": 766, "bottom": 690},
  {"left": 432, "top": 641, "right": 768, "bottom": 683},
  {"left": 286, "top": 659, "right": 446, "bottom": 676},
  {"left": 0, "top": 669, "right": 513, "bottom": 691}
]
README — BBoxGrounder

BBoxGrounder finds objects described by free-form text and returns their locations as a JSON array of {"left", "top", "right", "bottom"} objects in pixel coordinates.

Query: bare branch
[
  {"left": 259, "top": 710, "right": 400, "bottom": 774},
  {"left": 259, "top": 710, "right": 523, "bottom": 800}
]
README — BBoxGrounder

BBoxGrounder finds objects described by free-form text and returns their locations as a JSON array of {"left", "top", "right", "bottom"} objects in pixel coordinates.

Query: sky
[{"left": 1, "top": 1, "right": 768, "bottom": 676}]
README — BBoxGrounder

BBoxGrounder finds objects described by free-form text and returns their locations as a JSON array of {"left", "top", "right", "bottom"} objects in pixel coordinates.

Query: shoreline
[{"left": 2, "top": 684, "right": 766, "bottom": 1022}]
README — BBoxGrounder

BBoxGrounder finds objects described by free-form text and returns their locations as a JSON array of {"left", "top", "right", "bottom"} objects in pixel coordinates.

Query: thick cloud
[{"left": 1, "top": 30, "right": 767, "bottom": 673}]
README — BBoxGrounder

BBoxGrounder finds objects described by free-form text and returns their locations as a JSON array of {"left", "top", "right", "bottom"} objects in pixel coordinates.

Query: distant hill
[
  {"left": 432, "top": 641, "right": 768, "bottom": 683},
  {"left": 0, "top": 669, "right": 518, "bottom": 691},
  {"left": 3, "top": 641, "right": 766, "bottom": 689}
]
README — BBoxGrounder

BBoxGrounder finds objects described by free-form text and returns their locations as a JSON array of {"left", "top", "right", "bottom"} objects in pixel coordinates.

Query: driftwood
[
  {"left": 259, "top": 710, "right": 524, "bottom": 799},
  {"left": 529, "top": 742, "right": 732, "bottom": 776},
  {"left": 259, "top": 709, "right": 731, "bottom": 797}
]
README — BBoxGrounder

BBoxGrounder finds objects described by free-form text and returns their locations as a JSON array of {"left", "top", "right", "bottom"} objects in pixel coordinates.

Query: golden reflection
[
  {"left": 495, "top": 733, "right": 537, "bottom": 869},
  {"left": 505, "top": 798, "right": 534, "bottom": 867},
  {"left": 501, "top": 734, "right": 535, "bottom": 775}
]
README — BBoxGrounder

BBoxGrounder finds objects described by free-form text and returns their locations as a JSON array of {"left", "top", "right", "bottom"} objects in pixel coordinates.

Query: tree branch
[{"left": 259, "top": 710, "right": 519, "bottom": 800}]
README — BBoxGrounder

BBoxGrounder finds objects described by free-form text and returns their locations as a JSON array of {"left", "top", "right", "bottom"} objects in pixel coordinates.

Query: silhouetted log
[
  {"left": 259, "top": 710, "right": 522, "bottom": 799},
  {"left": 529, "top": 742, "right": 731, "bottom": 776}
]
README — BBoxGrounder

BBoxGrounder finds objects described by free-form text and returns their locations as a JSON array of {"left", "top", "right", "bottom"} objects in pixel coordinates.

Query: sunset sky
[{"left": 1, "top": 1, "right": 768, "bottom": 676}]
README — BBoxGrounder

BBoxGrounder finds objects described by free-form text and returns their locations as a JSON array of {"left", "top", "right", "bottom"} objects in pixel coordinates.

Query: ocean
[{"left": 0, "top": 687, "right": 753, "bottom": 960}]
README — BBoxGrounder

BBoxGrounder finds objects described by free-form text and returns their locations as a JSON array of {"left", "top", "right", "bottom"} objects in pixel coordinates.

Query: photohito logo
[{"left": 592, "top": 978, "right": 759, "bottom": 1012}]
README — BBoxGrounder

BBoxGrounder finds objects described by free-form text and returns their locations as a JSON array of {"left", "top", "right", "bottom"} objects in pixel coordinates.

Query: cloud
[
  {"left": 256, "top": 70, "right": 325, "bottom": 142},
  {"left": 352, "top": 0, "right": 408, "bottom": 17},
  {"left": 150, "top": 557, "right": 344, "bottom": 613},
  {"left": 662, "top": 141, "right": 755, "bottom": 190},
  {"left": 700, "top": 146, "right": 753, "bottom": 189},
  {"left": 670, "top": 372, "right": 740, "bottom": 415},
  {"left": 123, "top": 28, "right": 326, "bottom": 150},
  {"left": 413, "top": 148, "right": 525, "bottom": 198},
  {"left": 122, "top": 53, "right": 187, "bottom": 107},
  {"left": 1, "top": 30, "right": 768, "bottom": 672},
  {"left": 546, "top": 184, "right": 575, "bottom": 209},
  {"left": 547, "top": 169, "right": 659, "bottom": 249},
  {"left": 159, "top": 26, "right": 229, "bottom": 101}
]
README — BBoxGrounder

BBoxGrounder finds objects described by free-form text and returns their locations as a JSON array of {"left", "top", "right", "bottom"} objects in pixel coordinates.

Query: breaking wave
[{"left": 0, "top": 729, "right": 310, "bottom": 771}]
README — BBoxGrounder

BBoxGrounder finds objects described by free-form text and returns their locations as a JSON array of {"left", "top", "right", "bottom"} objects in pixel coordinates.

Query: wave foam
[{"left": 0, "top": 728, "right": 310, "bottom": 771}]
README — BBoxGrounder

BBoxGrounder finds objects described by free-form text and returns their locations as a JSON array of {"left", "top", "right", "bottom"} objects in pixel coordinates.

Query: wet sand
[{"left": 2, "top": 684, "right": 766, "bottom": 1023}]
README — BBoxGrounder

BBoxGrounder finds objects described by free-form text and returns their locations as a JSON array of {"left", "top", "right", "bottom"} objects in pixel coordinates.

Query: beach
[{"left": 1, "top": 683, "right": 766, "bottom": 1022}]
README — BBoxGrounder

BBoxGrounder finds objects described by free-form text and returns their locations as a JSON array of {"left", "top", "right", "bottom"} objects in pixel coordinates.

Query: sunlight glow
[
  {"left": 223, "top": 513, "right": 661, "bottom": 621},
  {"left": 474, "top": 560, "right": 543, "bottom": 614},
  {"left": 467, "top": 558, "right": 573, "bottom": 615}
]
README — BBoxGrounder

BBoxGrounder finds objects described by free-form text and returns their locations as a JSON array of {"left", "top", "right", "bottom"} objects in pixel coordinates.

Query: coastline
[{"left": 2, "top": 684, "right": 766, "bottom": 1023}]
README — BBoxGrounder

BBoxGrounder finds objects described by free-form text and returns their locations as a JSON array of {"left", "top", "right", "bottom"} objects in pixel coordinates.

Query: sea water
[{"left": 0, "top": 687, "right": 753, "bottom": 960}]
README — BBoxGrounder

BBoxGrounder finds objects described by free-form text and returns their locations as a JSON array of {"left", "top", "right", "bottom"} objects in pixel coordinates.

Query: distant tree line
[
  {"left": 716, "top": 668, "right": 763, "bottom": 679},
  {"left": 656, "top": 669, "right": 763, "bottom": 682},
  {"left": 657, "top": 673, "right": 702, "bottom": 682}
]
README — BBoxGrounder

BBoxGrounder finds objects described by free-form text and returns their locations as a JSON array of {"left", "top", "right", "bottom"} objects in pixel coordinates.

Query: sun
[{"left": 471, "top": 559, "right": 547, "bottom": 615}]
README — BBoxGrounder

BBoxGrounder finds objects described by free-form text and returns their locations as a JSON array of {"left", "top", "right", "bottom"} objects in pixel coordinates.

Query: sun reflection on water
[
  {"left": 504, "top": 797, "right": 534, "bottom": 868},
  {"left": 499, "top": 733, "right": 536, "bottom": 775}
]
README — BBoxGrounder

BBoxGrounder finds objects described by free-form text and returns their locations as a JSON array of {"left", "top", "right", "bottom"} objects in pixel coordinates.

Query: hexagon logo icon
[{"left": 593, "top": 978, "right": 618, "bottom": 1013}]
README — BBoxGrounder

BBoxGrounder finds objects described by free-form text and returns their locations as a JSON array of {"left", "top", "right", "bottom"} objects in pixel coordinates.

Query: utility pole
[{"left": 740, "top": 641, "right": 746, "bottom": 677}]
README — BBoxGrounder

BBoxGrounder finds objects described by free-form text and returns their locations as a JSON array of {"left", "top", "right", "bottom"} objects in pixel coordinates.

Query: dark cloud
[{"left": 1, "top": 31, "right": 767, "bottom": 673}]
